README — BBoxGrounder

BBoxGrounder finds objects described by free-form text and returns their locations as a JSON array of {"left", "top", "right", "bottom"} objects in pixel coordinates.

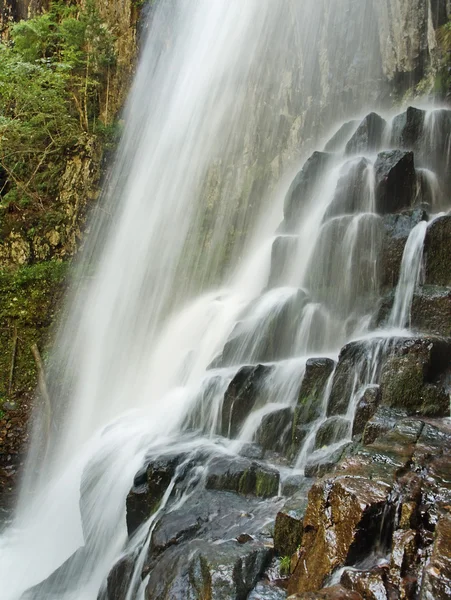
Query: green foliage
[
  {"left": 279, "top": 555, "right": 291, "bottom": 575},
  {"left": 0, "top": 1, "right": 118, "bottom": 209}
]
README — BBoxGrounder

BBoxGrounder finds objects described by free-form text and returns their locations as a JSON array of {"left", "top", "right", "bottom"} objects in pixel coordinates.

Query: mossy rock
[{"left": 424, "top": 216, "right": 451, "bottom": 286}]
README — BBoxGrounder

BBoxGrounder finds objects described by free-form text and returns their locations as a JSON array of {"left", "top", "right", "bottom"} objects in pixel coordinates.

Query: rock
[
  {"left": 324, "top": 120, "right": 359, "bottom": 153},
  {"left": 379, "top": 337, "right": 451, "bottom": 417},
  {"left": 389, "top": 529, "right": 420, "bottom": 596},
  {"left": 374, "top": 150, "right": 416, "bottom": 215},
  {"left": 345, "top": 112, "right": 386, "bottom": 155},
  {"left": 256, "top": 407, "right": 293, "bottom": 455},
  {"left": 352, "top": 385, "right": 380, "bottom": 437},
  {"left": 304, "top": 443, "right": 353, "bottom": 478},
  {"left": 420, "top": 512, "right": 451, "bottom": 600},
  {"left": 297, "top": 358, "right": 336, "bottom": 424},
  {"left": 423, "top": 216, "right": 451, "bottom": 286},
  {"left": 340, "top": 566, "right": 389, "bottom": 600},
  {"left": 327, "top": 340, "right": 375, "bottom": 417},
  {"left": 288, "top": 585, "right": 363, "bottom": 599},
  {"left": 390, "top": 106, "right": 425, "bottom": 150},
  {"left": 380, "top": 208, "right": 428, "bottom": 289},
  {"left": 362, "top": 406, "right": 408, "bottom": 445},
  {"left": 274, "top": 510, "right": 304, "bottom": 557},
  {"left": 314, "top": 417, "right": 350, "bottom": 449},
  {"left": 410, "top": 286, "right": 451, "bottom": 336},
  {"left": 126, "top": 454, "right": 186, "bottom": 536},
  {"left": 284, "top": 152, "right": 332, "bottom": 225},
  {"left": 288, "top": 476, "right": 391, "bottom": 593},
  {"left": 221, "top": 364, "right": 273, "bottom": 438},
  {"left": 421, "top": 109, "right": 451, "bottom": 194},
  {"left": 205, "top": 456, "right": 279, "bottom": 498},
  {"left": 267, "top": 235, "right": 299, "bottom": 287},
  {"left": 106, "top": 555, "right": 135, "bottom": 600},
  {"left": 323, "top": 159, "right": 370, "bottom": 221}
]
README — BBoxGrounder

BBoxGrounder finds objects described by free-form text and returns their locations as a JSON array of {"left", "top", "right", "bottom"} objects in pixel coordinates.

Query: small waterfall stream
[{"left": 0, "top": 2, "right": 450, "bottom": 599}]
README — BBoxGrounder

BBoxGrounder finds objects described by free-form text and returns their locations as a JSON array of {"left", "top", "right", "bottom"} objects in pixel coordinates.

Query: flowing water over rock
[{"left": 1, "top": 1, "right": 451, "bottom": 600}]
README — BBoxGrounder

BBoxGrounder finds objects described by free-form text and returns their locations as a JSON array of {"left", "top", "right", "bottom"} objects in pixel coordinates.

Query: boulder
[
  {"left": 352, "top": 385, "right": 380, "bottom": 437},
  {"left": 284, "top": 152, "right": 332, "bottom": 225},
  {"left": 274, "top": 510, "right": 304, "bottom": 557},
  {"left": 362, "top": 406, "right": 408, "bottom": 446},
  {"left": 126, "top": 454, "right": 185, "bottom": 536},
  {"left": 374, "top": 150, "right": 416, "bottom": 214},
  {"left": 410, "top": 286, "right": 451, "bottom": 336},
  {"left": 390, "top": 106, "right": 425, "bottom": 150},
  {"left": 221, "top": 364, "right": 273, "bottom": 438},
  {"left": 267, "top": 235, "right": 299, "bottom": 287},
  {"left": 379, "top": 337, "right": 451, "bottom": 417},
  {"left": 288, "top": 475, "right": 392, "bottom": 593},
  {"left": 297, "top": 358, "right": 336, "bottom": 424},
  {"left": 256, "top": 406, "right": 293, "bottom": 455},
  {"left": 324, "top": 120, "right": 359, "bottom": 153},
  {"left": 423, "top": 216, "right": 451, "bottom": 286},
  {"left": 419, "top": 512, "right": 451, "bottom": 600},
  {"left": 314, "top": 417, "right": 350, "bottom": 449},
  {"left": 323, "top": 159, "right": 370, "bottom": 221},
  {"left": 380, "top": 208, "right": 428, "bottom": 289},
  {"left": 304, "top": 443, "right": 353, "bottom": 479},
  {"left": 340, "top": 566, "right": 389, "bottom": 600},
  {"left": 345, "top": 113, "right": 386, "bottom": 155},
  {"left": 205, "top": 456, "right": 279, "bottom": 498}
]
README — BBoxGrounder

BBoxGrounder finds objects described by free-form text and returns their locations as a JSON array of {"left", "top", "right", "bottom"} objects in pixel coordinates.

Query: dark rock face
[
  {"left": 374, "top": 150, "right": 416, "bottom": 214},
  {"left": 205, "top": 456, "right": 279, "bottom": 498},
  {"left": 345, "top": 112, "right": 386, "bottom": 155},
  {"left": 380, "top": 208, "right": 428, "bottom": 289},
  {"left": 390, "top": 106, "right": 425, "bottom": 151},
  {"left": 221, "top": 364, "right": 273, "bottom": 438},
  {"left": 314, "top": 417, "right": 350, "bottom": 449},
  {"left": 274, "top": 510, "right": 304, "bottom": 557},
  {"left": 256, "top": 407, "right": 293, "bottom": 455},
  {"left": 352, "top": 385, "right": 380, "bottom": 437},
  {"left": 379, "top": 337, "right": 451, "bottom": 417},
  {"left": 324, "top": 120, "right": 359, "bottom": 153},
  {"left": 424, "top": 216, "right": 451, "bottom": 286},
  {"left": 287, "top": 585, "right": 364, "bottom": 599},
  {"left": 297, "top": 358, "right": 335, "bottom": 423},
  {"left": 323, "top": 159, "right": 369, "bottom": 221},
  {"left": 288, "top": 419, "right": 451, "bottom": 598},
  {"left": 284, "top": 152, "right": 332, "bottom": 225},
  {"left": 410, "top": 286, "right": 451, "bottom": 336},
  {"left": 268, "top": 235, "right": 299, "bottom": 287},
  {"left": 126, "top": 454, "right": 182, "bottom": 536}
]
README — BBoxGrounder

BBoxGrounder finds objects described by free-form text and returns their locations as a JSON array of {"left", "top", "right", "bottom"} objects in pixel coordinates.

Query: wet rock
[
  {"left": 410, "top": 286, "right": 451, "bottom": 336},
  {"left": 106, "top": 555, "right": 135, "bottom": 600},
  {"left": 391, "top": 106, "right": 425, "bottom": 151},
  {"left": 323, "top": 159, "right": 370, "bottom": 221},
  {"left": 284, "top": 152, "right": 332, "bottom": 225},
  {"left": 362, "top": 406, "right": 408, "bottom": 445},
  {"left": 274, "top": 511, "right": 304, "bottom": 557},
  {"left": 327, "top": 340, "right": 373, "bottom": 417},
  {"left": 288, "top": 476, "right": 392, "bottom": 593},
  {"left": 239, "top": 442, "right": 265, "bottom": 460},
  {"left": 352, "top": 385, "right": 380, "bottom": 437},
  {"left": 221, "top": 364, "right": 273, "bottom": 438},
  {"left": 268, "top": 235, "right": 299, "bottom": 287},
  {"left": 288, "top": 585, "right": 363, "bottom": 599},
  {"left": 297, "top": 358, "right": 335, "bottom": 424},
  {"left": 314, "top": 417, "right": 350, "bottom": 449},
  {"left": 421, "top": 109, "right": 451, "bottom": 193},
  {"left": 340, "top": 566, "right": 389, "bottom": 600},
  {"left": 380, "top": 208, "right": 428, "bottom": 289},
  {"left": 374, "top": 150, "right": 416, "bottom": 215},
  {"left": 324, "top": 120, "right": 359, "bottom": 153},
  {"left": 423, "top": 216, "right": 451, "bottom": 286},
  {"left": 304, "top": 443, "right": 353, "bottom": 479},
  {"left": 256, "top": 407, "right": 293, "bottom": 455},
  {"left": 345, "top": 112, "right": 386, "bottom": 155},
  {"left": 205, "top": 456, "right": 279, "bottom": 498},
  {"left": 281, "top": 474, "right": 304, "bottom": 497},
  {"left": 420, "top": 511, "right": 451, "bottom": 600},
  {"left": 389, "top": 529, "right": 420, "bottom": 596},
  {"left": 126, "top": 454, "right": 183, "bottom": 536},
  {"left": 379, "top": 337, "right": 451, "bottom": 417}
]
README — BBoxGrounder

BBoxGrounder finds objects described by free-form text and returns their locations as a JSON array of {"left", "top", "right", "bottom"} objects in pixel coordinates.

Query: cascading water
[{"left": 1, "top": 1, "right": 451, "bottom": 599}]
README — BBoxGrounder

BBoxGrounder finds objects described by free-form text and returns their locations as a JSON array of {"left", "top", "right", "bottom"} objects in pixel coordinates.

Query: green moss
[
  {"left": 255, "top": 470, "right": 278, "bottom": 498},
  {"left": 0, "top": 261, "right": 68, "bottom": 401},
  {"left": 279, "top": 555, "right": 291, "bottom": 576}
]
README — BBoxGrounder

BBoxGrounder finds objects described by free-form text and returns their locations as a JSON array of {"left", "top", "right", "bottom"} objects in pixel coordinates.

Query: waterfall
[{"left": 0, "top": 1, "right": 450, "bottom": 599}]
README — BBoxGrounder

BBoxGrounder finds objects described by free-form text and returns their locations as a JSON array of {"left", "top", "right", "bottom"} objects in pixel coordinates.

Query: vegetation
[
  {"left": 0, "top": 0, "right": 120, "bottom": 212},
  {"left": 279, "top": 555, "right": 291, "bottom": 576}
]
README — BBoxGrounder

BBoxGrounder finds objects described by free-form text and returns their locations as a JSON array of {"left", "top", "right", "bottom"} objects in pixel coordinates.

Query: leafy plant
[{"left": 279, "top": 555, "right": 291, "bottom": 576}]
